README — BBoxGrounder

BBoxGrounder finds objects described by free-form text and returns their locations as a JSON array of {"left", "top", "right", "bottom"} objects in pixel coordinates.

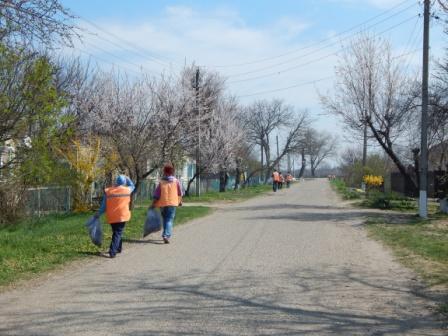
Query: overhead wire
[
  {"left": 229, "top": 14, "right": 419, "bottom": 84},
  {"left": 209, "top": 0, "right": 417, "bottom": 68},
  {"left": 77, "top": 15, "right": 182, "bottom": 69},
  {"left": 226, "top": 4, "right": 420, "bottom": 79},
  {"left": 235, "top": 6, "right": 425, "bottom": 99}
]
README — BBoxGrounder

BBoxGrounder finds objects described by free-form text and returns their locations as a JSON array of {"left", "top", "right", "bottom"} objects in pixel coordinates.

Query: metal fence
[
  {"left": 23, "top": 174, "right": 264, "bottom": 216},
  {"left": 24, "top": 186, "right": 72, "bottom": 216}
]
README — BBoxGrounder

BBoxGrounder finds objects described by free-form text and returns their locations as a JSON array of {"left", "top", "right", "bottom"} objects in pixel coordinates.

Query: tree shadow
[
  {"left": 1, "top": 267, "right": 445, "bottom": 335},
  {"left": 123, "top": 238, "right": 165, "bottom": 245}
]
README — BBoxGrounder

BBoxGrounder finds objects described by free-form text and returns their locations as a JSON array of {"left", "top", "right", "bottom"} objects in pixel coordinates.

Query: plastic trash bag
[
  {"left": 143, "top": 208, "right": 162, "bottom": 237},
  {"left": 85, "top": 216, "right": 103, "bottom": 247}
]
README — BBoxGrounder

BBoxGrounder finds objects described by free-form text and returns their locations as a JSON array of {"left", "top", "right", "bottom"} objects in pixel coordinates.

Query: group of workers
[
  {"left": 92, "top": 165, "right": 295, "bottom": 258},
  {"left": 271, "top": 169, "right": 293, "bottom": 192},
  {"left": 94, "top": 163, "right": 182, "bottom": 258}
]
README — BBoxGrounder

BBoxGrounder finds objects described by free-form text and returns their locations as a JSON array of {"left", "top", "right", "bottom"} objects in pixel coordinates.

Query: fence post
[
  {"left": 67, "top": 186, "right": 71, "bottom": 213},
  {"left": 37, "top": 188, "right": 41, "bottom": 217}
]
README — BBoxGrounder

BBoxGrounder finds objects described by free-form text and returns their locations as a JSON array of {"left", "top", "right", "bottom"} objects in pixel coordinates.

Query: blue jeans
[
  {"left": 109, "top": 222, "right": 125, "bottom": 256},
  {"left": 161, "top": 206, "right": 176, "bottom": 239}
]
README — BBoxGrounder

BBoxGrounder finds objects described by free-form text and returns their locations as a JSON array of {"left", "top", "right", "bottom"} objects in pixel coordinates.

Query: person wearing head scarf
[
  {"left": 151, "top": 163, "right": 183, "bottom": 244},
  {"left": 95, "top": 174, "right": 135, "bottom": 258}
]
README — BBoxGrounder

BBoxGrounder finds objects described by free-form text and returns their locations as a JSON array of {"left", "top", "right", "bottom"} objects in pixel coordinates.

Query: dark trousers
[
  {"left": 273, "top": 181, "right": 278, "bottom": 192},
  {"left": 109, "top": 222, "right": 126, "bottom": 256}
]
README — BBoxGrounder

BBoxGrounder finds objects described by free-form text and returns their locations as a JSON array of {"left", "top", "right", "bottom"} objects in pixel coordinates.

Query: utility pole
[
  {"left": 287, "top": 153, "right": 291, "bottom": 173},
  {"left": 194, "top": 67, "right": 201, "bottom": 197},
  {"left": 292, "top": 159, "right": 295, "bottom": 177},
  {"left": 362, "top": 122, "right": 367, "bottom": 168},
  {"left": 260, "top": 144, "right": 264, "bottom": 183},
  {"left": 276, "top": 135, "right": 280, "bottom": 171},
  {"left": 419, "top": 0, "right": 430, "bottom": 218}
]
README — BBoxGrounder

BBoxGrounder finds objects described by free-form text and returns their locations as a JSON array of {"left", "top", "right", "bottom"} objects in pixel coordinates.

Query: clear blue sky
[{"left": 60, "top": 0, "right": 446, "bottom": 155}]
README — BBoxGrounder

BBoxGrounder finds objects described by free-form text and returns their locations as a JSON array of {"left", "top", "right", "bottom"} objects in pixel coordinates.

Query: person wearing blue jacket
[{"left": 95, "top": 175, "right": 135, "bottom": 258}]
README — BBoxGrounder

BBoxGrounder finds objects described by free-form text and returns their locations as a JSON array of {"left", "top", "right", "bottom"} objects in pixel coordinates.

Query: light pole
[
  {"left": 419, "top": 0, "right": 430, "bottom": 218},
  {"left": 193, "top": 67, "right": 201, "bottom": 197}
]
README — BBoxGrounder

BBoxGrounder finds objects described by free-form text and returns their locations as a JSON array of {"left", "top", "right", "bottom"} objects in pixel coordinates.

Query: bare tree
[
  {"left": 320, "top": 34, "right": 418, "bottom": 191},
  {"left": 305, "top": 128, "right": 337, "bottom": 177},
  {"left": 242, "top": 99, "right": 304, "bottom": 182},
  {"left": 0, "top": 0, "right": 79, "bottom": 47},
  {"left": 243, "top": 100, "right": 309, "bottom": 184}
]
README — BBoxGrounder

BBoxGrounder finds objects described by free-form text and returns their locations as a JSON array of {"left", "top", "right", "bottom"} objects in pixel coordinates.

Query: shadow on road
[{"left": 1, "top": 267, "right": 444, "bottom": 335}]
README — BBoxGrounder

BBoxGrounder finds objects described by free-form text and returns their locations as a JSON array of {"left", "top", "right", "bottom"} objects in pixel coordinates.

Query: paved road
[{"left": 0, "top": 179, "right": 445, "bottom": 335}]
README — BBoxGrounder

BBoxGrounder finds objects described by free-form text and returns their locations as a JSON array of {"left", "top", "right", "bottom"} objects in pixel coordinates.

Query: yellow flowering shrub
[{"left": 363, "top": 175, "right": 384, "bottom": 187}]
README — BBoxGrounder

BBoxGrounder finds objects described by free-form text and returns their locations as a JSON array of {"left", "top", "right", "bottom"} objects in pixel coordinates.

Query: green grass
[
  {"left": 142, "top": 184, "right": 272, "bottom": 204},
  {"left": 183, "top": 184, "right": 272, "bottom": 203},
  {"left": 366, "top": 213, "right": 448, "bottom": 314},
  {"left": 359, "top": 191, "right": 417, "bottom": 212},
  {"left": 330, "top": 178, "right": 362, "bottom": 200},
  {"left": 0, "top": 205, "right": 211, "bottom": 289}
]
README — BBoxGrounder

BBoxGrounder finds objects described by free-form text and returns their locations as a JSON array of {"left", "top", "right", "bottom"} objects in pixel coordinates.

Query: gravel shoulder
[{"left": 0, "top": 179, "right": 445, "bottom": 335}]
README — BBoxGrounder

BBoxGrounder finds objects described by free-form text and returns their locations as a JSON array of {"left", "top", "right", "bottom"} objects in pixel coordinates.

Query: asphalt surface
[{"left": 0, "top": 179, "right": 445, "bottom": 335}]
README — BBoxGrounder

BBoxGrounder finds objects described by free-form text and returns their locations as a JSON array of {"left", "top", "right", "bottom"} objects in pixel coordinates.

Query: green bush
[
  {"left": 363, "top": 191, "right": 416, "bottom": 210},
  {"left": 330, "top": 178, "right": 362, "bottom": 200}
]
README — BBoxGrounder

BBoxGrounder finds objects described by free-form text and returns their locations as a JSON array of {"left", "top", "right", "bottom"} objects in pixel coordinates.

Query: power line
[
  {"left": 229, "top": 15, "right": 419, "bottom": 84},
  {"left": 80, "top": 40, "right": 160, "bottom": 76},
  {"left": 78, "top": 16, "right": 182, "bottom": 69},
  {"left": 236, "top": 76, "right": 334, "bottom": 98},
  {"left": 210, "top": 0, "right": 417, "bottom": 68},
  {"left": 70, "top": 48, "right": 145, "bottom": 77},
  {"left": 226, "top": 5, "right": 419, "bottom": 79}
]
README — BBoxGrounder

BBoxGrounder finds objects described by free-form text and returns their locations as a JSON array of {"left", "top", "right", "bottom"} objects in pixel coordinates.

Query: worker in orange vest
[
  {"left": 95, "top": 175, "right": 135, "bottom": 258},
  {"left": 151, "top": 163, "right": 183, "bottom": 244},
  {"left": 278, "top": 172, "right": 284, "bottom": 190},
  {"left": 272, "top": 169, "right": 280, "bottom": 192}
]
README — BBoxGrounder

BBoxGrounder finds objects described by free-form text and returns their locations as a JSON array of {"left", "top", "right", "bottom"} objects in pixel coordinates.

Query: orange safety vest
[
  {"left": 272, "top": 172, "right": 280, "bottom": 182},
  {"left": 286, "top": 174, "right": 293, "bottom": 182},
  {"left": 154, "top": 178, "right": 181, "bottom": 208},
  {"left": 105, "top": 185, "right": 132, "bottom": 224}
]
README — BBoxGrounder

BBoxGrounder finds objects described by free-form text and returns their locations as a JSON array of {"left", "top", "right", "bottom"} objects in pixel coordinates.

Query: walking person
[
  {"left": 278, "top": 172, "right": 284, "bottom": 190},
  {"left": 272, "top": 169, "right": 280, "bottom": 192},
  {"left": 95, "top": 175, "right": 135, "bottom": 258},
  {"left": 151, "top": 163, "right": 183, "bottom": 244}
]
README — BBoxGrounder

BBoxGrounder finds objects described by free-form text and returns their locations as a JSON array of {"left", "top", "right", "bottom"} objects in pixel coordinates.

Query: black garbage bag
[
  {"left": 143, "top": 208, "right": 162, "bottom": 237},
  {"left": 85, "top": 216, "right": 103, "bottom": 247}
]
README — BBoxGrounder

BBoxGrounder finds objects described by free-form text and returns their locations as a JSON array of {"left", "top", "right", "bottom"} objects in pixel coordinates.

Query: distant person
[
  {"left": 278, "top": 172, "right": 284, "bottom": 189},
  {"left": 272, "top": 169, "right": 280, "bottom": 192},
  {"left": 150, "top": 163, "right": 183, "bottom": 244},
  {"left": 286, "top": 172, "right": 293, "bottom": 188},
  {"left": 95, "top": 175, "right": 135, "bottom": 258}
]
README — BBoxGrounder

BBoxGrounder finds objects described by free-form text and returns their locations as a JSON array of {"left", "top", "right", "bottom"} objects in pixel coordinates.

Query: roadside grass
[
  {"left": 330, "top": 178, "right": 363, "bottom": 200},
  {"left": 359, "top": 191, "right": 418, "bottom": 212},
  {"left": 0, "top": 205, "right": 211, "bottom": 289},
  {"left": 134, "top": 184, "right": 273, "bottom": 207},
  {"left": 183, "top": 184, "right": 273, "bottom": 203},
  {"left": 366, "top": 213, "right": 448, "bottom": 314},
  {"left": 330, "top": 178, "right": 437, "bottom": 212}
]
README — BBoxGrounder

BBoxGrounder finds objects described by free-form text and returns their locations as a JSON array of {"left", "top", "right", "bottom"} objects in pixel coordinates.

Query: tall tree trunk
[
  {"left": 185, "top": 172, "right": 198, "bottom": 197},
  {"left": 219, "top": 170, "right": 227, "bottom": 192},
  {"left": 298, "top": 148, "right": 306, "bottom": 178},
  {"left": 234, "top": 167, "right": 241, "bottom": 190},
  {"left": 368, "top": 122, "right": 418, "bottom": 193}
]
